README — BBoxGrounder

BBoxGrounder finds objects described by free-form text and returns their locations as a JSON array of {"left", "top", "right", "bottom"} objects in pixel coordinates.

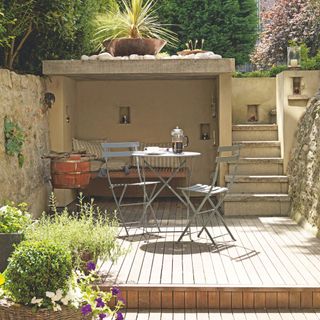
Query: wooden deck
[{"left": 78, "top": 198, "right": 320, "bottom": 309}]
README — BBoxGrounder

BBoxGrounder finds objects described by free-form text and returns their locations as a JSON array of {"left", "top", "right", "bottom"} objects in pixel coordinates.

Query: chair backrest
[
  {"left": 210, "top": 145, "right": 241, "bottom": 190},
  {"left": 101, "top": 142, "right": 140, "bottom": 159},
  {"left": 101, "top": 142, "right": 141, "bottom": 186}
]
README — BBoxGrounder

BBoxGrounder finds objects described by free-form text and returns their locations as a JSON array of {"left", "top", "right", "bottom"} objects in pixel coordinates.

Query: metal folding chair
[
  {"left": 177, "top": 145, "right": 241, "bottom": 244},
  {"left": 101, "top": 142, "right": 161, "bottom": 236}
]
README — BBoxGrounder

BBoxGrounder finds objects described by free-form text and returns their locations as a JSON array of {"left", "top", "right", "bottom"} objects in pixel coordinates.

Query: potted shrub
[
  {"left": 0, "top": 240, "right": 124, "bottom": 320},
  {"left": 93, "top": 0, "right": 178, "bottom": 56},
  {"left": 0, "top": 202, "right": 31, "bottom": 272}
]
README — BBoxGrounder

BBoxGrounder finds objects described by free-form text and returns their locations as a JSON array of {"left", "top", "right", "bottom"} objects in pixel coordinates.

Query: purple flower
[
  {"left": 117, "top": 297, "right": 126, "bottom": 304},
  {"left": 95, "top": 297, "right": 105, "bottom": 308},
  {"left": 81, "top": 304, "right": 92, "bottom": 316},
  {"left": 99, "top": 314, "right": 107, "bottom": 319},
  {"left": 86, "top": 261, "right": 96, "bottom": 271},
  {"left": 112, "top": 287, "right": 121, "bottom": 296},
  {"left": 117, "top": 312, "right": 124, "bottom": 320}
]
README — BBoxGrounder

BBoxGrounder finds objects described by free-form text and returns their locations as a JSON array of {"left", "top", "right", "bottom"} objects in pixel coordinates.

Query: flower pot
[
  {"left": 0, "top": 303, "right": 83, "bottom": 320},
  {"left": 0, "top": 233, "right": 23, "bottom": 272},
  {"left": 103, "top": 38, "right": 166, "bottom": 56}
]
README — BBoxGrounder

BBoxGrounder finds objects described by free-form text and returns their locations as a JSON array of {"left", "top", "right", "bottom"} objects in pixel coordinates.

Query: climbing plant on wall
[{"left": 4, "top": 117, "right": 25, "bottom": 168}]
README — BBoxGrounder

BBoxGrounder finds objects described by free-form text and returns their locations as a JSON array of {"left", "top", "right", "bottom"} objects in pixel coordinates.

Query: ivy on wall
[{"left": 4, "top": 116, "right": 25, "bottom": 168}]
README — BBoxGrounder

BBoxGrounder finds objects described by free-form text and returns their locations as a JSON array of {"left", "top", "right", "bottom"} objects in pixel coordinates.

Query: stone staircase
[{"left": 224, "top": 124, "right": 291, "bottom": 216}]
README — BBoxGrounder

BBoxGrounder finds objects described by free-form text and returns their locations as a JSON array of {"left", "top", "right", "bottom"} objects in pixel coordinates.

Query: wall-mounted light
[{"left": 44, "top": 92, "right": 55, "bottom": 109}]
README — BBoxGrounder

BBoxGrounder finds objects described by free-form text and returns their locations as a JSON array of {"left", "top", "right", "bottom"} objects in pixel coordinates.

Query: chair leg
[
  {"left": 197, "top": 196, "right": 236, "bottom": 241},
  {"left": 111, "top": 186, "right": 130, "bottom": 236}
]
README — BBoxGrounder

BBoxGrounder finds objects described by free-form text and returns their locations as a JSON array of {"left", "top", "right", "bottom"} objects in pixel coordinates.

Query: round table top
[{"left": 132, "top": 151, "right": 201, "bottom": 157}]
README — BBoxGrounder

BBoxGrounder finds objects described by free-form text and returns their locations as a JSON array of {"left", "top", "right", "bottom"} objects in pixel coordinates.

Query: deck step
[
  {"left": 229, "top": 158, "right": 283, "bottom": 175},
  {"left": 224, "top": 193, "right": 291, "bottom": 216},
  {"left": 102, "top": 284, "right": 320, "bottom": 310},
  {"left": 234, "top": 141, "right": 281, "bottom": 157},
  {"left": 232, "top": 124, "right": 278, "bottom": 141},
  {"left": 226, "top": 175, "right": 288, "bottom": 193}
]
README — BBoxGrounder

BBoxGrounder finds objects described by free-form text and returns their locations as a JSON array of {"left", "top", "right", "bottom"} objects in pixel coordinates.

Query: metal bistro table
[{"left": 132, "top": 150, "right": 201, "bottom": 223}]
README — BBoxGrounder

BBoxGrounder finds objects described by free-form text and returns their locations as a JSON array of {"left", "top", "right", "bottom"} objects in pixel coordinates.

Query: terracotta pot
[
  {"left": 103, "top": 38, "right": 166, "bottom": 56},
  {"left": 51, "top": 156, "right": 91, "bottom": 189},
  {"left": 0, "top": 233, "right": 23, "bottom": 272}
]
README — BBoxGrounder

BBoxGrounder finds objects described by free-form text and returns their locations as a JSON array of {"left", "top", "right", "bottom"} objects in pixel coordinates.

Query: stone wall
[
  {"left": 0, "top": 69, "right": 49, "bottom": 217},
  {"left": 288, "top": 90, "right": 320, "bottom": 234}
]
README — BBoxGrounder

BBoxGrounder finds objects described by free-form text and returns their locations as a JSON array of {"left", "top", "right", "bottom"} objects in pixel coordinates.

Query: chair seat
[
  {"left": 112, "top": 181, "right": 161, "bottom": 188},
  {"left": 179, "top": 184, "right": 228, "bottom": 195}
]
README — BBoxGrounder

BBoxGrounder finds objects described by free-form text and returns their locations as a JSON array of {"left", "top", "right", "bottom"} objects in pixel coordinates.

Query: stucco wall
[
  {"left": 232, "top": 77, "right": 276, "bottom": 124},
  {"left": 75, "top": 79, "right": 218, "bottom": 184},
  {"left": 0, "top": 70, "right": 49, "bottom": 217},
  {"left": 276, "top": 70, "right": 320, "bottom": 172}
]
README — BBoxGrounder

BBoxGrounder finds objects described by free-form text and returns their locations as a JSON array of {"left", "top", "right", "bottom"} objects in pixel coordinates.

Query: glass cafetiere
[{"left": 171, "top": 126, "right": 189, "bottom": 153}]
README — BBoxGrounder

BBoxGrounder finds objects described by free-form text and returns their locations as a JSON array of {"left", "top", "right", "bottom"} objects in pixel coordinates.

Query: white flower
[
  {"left": 52, "top": 303, "right": 62, "bottom": 312},
  {"left": 46, "top": 289, "right": 63, "bottom": 302},
  {"left": 60, "top": 295, "right": 70, "bottom": 306},
  {"left": 31, "top": 297, "right": 43, "bottom": 307}
]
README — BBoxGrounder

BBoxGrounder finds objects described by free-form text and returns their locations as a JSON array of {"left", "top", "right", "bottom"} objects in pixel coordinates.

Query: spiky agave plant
[{"left": 93, "top": 0, "right": 178, "bottom": 51}]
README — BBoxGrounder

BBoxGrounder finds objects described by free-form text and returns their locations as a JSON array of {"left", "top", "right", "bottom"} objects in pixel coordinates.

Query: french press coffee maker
[{"left": 171, "top": 126, "right": 189, "bottom": 153}]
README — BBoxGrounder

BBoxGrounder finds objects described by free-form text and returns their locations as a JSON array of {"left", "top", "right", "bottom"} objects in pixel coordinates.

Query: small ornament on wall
[{"left": 119, "top": 106, "right": 130, "bottom": 124}]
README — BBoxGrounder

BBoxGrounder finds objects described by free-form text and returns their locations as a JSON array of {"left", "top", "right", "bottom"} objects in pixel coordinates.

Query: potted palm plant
[
  {"left": 0, "top": 202, "right": 31, "bottom": 272},
  {"left": 93, "top": 0, "right": 177, "bottom": 56}
]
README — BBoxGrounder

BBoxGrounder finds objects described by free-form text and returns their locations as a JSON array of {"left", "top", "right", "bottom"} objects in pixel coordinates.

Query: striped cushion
[{"left": 72, "top": 138, "right": 105, "bottom": 158}]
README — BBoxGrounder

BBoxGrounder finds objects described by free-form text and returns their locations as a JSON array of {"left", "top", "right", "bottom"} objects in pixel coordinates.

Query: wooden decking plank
[
  {"left": 149, "top": 200, "right": 167, "bottom": 284},
  {"left": 248, "top": 217, "right": 298, "bottom": 285},
  {"left": 161, "top": 201, "right": 175, "bottom": 284},
  {"left": 171, "top": 202, "right": 184, "bottom": 284},
  {"left": 257, "top": 218, "right": 318, "bottom": 285},
  {"left": 237, "top": 217, "right": 276, "bottom": 285},
  {"left": 268, "top": 217, "right": 320, "bottom": 279}
]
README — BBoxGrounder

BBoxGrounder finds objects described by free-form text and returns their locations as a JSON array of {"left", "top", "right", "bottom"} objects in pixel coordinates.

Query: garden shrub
[
  {"left": 25, "top": 195, "right": 123, "bottom": 269},
  {"left": 5, "top": 240, "right": 72, "bottom": 306}
]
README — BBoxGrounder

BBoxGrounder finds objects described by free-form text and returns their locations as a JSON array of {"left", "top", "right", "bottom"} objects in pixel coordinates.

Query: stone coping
[{"left": 42, "top": 58, "right": 235, "bottom": 80}]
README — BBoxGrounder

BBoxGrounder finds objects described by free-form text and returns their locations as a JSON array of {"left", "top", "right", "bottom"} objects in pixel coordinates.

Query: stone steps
[
  {"left": 234, "top": 140, "right": 281, "bottom": 157},
  {"left": 225, "top": 175, "right": 288, "bottom": 193},
  {"left": 229, "top": 157, "right": 283, "bottom": 175},
  {"left": 225, "top": 123, "right": 291, "bottom": 216},
  {"left": 232, "top": 124, "right": 278, "bottom": 141},
  {"left": 224, "top": 193, "right": 291, "bottom": 216}
]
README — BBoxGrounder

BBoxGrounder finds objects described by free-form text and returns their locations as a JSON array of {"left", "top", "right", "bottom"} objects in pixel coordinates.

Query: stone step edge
[
  {"left": 230, "top": 158, "right": 283, "bottom": 164},
  {"left": 225, "top": 175, "right": 288, "bottom": 183},
  {"left": 233, "top": 141, "right": 280, "bottom": 147},
  {"left": 232, "top": 124, "right": 278, "bottom": 131},
  {"left": 225, "top": 194, "right": 290, "bottom": 202}
]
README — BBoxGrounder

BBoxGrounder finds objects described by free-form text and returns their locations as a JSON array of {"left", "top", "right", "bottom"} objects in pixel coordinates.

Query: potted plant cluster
[
  {"left": 0, "top": 195, "right": 125, "bottom": 319},
  {"left": 0, "top": 241, "right": 124, "bottom": 320},
  {"left": 93, "top": 0, "right": 177, "bottom": 56},
  {"left": 0, "top": 202, "right": 31, "bottom": 272}
]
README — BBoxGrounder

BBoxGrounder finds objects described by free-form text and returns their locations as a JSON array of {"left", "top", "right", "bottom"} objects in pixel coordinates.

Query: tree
[
  {"left": 156, "top": 0, "right": 258, "bottom": 65},
  {"left": 0, "top": 0, "right": 116, "bottom": 73},
  {"left": 251, "top": 0, "right": 320, "bottom": 69}
]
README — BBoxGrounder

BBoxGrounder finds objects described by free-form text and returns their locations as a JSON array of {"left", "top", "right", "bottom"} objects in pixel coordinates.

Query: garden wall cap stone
[{"left": 43, "top": 57, "right": 235, "bottom": 81}]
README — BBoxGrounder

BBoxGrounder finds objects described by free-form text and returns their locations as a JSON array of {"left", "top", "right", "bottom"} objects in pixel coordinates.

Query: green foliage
[
  {"left": 155, "top": 0, "right": 258, "bottom": 64},
  {"left": 0, "top": 202, "right": 31, "bottom": 233},
  {"left": 234, "top": 65, "right": 288, "bottom": 78},
  {"left": 300, "top": 44, "right": 320, "bottom": 70},
  {"left": 0, "top": 0, "right": 117, "bottom": 73},
  {"left": 4, "top": 117, "right": 25, "bottom": 168},
  {"left": 4, "top": 240, "right": 72, "bottom": 306},
  {"left": 93, "top": 0, "right": 178, "bottom": 51},
  {"left": 25, "top": 194, "right": 123, "bottom": 269}
]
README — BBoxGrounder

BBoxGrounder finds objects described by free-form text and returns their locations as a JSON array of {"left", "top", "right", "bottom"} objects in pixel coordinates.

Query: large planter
[
  {"left": 0, "top": 233, "right": 23, "bottom": 272},
  {"left": 51, "top": 155, "right": 92, "bottom": 189},
  {"left": 0, "top": 303, "right": 84, "bottom": 320},
  {"left": 103, "top": 38, "right": 166, "bottom": 56}
]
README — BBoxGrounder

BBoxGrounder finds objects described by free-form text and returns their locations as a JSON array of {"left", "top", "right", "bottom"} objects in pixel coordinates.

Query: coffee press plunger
[{"left": 171, "top": 126, "right": 189, "bottom": 153}]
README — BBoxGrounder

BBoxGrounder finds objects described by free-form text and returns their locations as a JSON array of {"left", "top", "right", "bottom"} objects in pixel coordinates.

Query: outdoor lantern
[{"left": 287, "top": 46, "right": 301, "bottom": 69}]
